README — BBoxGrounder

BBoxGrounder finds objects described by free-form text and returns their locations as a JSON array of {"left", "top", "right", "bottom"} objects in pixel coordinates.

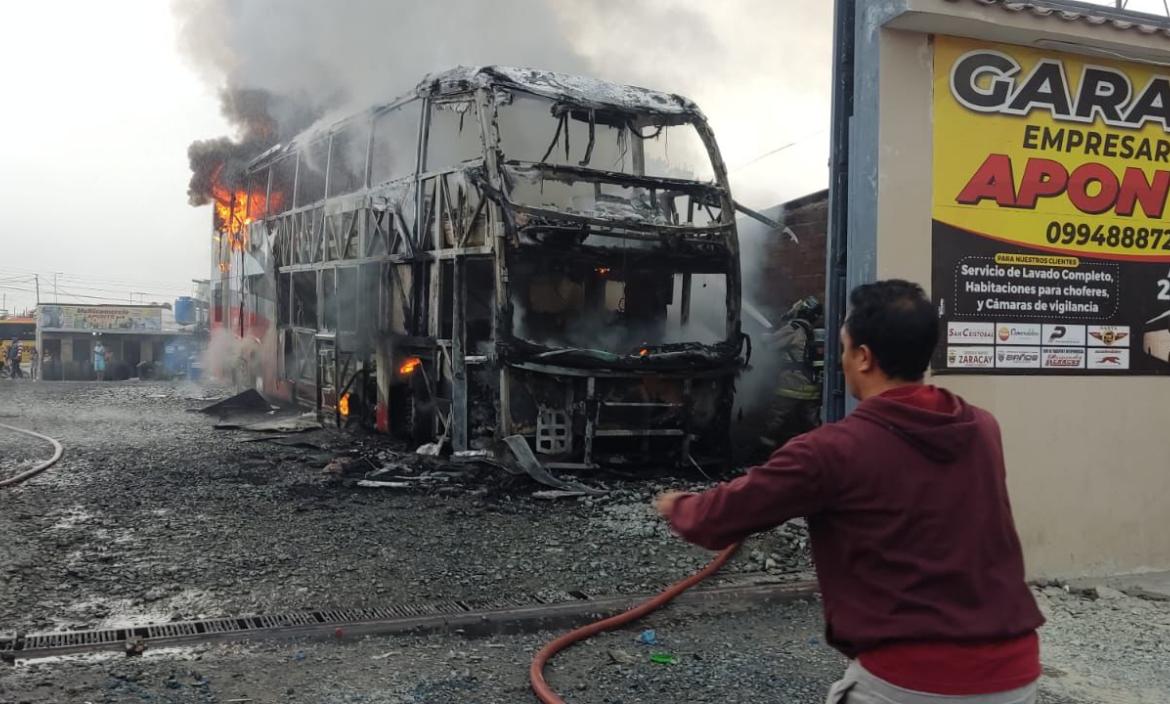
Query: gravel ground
[
  {"left": 0, "top": 380, "right": 809, "bottom": 634},
  {"left": 1, "top": 599, "right": 843, "bottom": 704},
  {"left": 1032, "top": 584, "right": 1170, "bottom": 703},
  {"left": 2, "top": 381, "right": 1166, "bottom": 703},
  {"left": 2, "top": 592, "right": 1153, "bottom": 704}
]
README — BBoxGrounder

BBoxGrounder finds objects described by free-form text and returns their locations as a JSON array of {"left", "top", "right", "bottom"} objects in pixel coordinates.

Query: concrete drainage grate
[
  {"left": 0, "top": 592, "right": 580, "bottom": 661},
  {"left": 1, "top": 580, "right": 815, "bottom": 662}
]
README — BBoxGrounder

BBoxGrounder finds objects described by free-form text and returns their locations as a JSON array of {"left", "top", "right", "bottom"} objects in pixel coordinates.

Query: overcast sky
[{"left": 0, "top": 0, "right": 1165, "bottom": 316}]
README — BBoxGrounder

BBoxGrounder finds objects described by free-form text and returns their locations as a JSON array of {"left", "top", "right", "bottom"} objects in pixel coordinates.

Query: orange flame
[
  {"left": 211, "top": 164, "right": 283, "bottom": 253},
  {"left": 338, "top": 392, "right": 351, "bottom": 417},
  {"left": 399, "top": 357, "right": 422, "bottom": 375}
]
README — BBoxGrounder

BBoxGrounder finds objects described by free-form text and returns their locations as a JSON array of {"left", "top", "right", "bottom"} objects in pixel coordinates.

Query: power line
[
  {"left": 0, "top": 269, "right": 190, "bottom": 301},
  {"left": 0, "top": 283, "right": 166, "bottom": 305},
  {"left": 48, "top": 281, "right": 189, "bottom": 299},
  {"left": 0, "top": 266, "right": 194, "bottom": 292},
  {"left": 52, "top": 288, "right": 164, "bottom": 304},
  {"left": 728, "top": 129, "right": 828, "bottom": 173}
]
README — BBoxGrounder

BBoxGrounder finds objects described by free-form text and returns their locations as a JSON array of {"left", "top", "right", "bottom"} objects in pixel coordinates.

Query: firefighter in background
[{"left": 758, "top": 296, "right": 823, "bottom": 452}]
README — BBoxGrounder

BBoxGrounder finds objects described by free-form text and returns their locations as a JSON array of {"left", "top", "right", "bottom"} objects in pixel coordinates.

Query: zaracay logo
[
  {"left": 947, "top": 346, "right": 995, "bottom": 368},
  {"left": 949, "top": 50, "right": 1170, "bottom": 219}
]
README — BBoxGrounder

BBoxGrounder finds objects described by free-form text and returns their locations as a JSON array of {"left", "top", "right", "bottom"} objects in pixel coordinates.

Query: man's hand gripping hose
[{"left": 529, "top": 542, "right": 741, "bottom": 703}]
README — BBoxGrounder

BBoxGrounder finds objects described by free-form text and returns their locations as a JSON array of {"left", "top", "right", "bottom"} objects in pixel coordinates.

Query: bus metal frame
[{"left": 209, "top": 67, "right": 746, "bottom": 470}]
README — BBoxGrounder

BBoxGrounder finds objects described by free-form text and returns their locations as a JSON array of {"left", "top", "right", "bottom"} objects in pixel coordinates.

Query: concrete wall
[{"left": 865, "top": 3, "right": 1170, "bottom": 577}]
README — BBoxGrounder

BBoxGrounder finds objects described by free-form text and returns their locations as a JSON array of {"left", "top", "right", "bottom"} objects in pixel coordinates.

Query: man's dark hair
[{"left": 844, "top": 279, "right": 938, "bottom": 381}]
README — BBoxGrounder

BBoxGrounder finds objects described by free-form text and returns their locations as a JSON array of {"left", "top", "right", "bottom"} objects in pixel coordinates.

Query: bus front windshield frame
[{"left": 494, "top": 92, "right": 727, "bottom": 228}]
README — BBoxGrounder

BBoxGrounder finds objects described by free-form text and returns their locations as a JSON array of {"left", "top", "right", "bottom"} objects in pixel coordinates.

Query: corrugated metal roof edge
[{"left": 950, "top": 0, "right": 1170, "bottom": 37}]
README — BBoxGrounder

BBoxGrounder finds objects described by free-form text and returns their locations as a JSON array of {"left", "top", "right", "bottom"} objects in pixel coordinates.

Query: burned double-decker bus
[{"left": 209, "top": 67, "right": 747, "bottom": 469}]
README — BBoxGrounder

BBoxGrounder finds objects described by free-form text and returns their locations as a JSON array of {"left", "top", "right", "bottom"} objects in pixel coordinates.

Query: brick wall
[{"left": 741, "top": 189, "right": 828, "bottom": 321}]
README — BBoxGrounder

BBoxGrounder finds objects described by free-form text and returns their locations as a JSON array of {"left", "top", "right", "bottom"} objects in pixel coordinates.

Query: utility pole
[
  {"left": 52, "top": 272, "right": 60, "bottom": 303},
  {"left": 34, "top": 274, "right": 40, "bottom": 304}
]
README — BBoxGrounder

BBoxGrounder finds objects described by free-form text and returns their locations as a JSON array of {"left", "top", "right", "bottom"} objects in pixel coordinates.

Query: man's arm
[{"left": 657, "top": 433, "right": 829, "bottom": 550}]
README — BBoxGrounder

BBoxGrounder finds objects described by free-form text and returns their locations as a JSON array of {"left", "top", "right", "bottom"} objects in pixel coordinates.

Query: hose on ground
[
  {"left": 0, "top": 422, "right": 65, "bottom": 488},
  {"left": 530, "top": 542, "right": 741, "bottom": 703}
]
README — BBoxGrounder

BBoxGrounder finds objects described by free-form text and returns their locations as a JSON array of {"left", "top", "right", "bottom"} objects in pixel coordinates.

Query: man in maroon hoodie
[{"left": 656, "top": 280, "right": 1044, "bottom": 703}]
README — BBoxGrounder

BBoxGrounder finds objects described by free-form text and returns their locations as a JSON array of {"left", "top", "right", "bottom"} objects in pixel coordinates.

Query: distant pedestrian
[
  {"left": 7, "top": 340, "right": 23, "bottom": 379},
  {"left": 29, "top": 346, "right": 40, "bottom": 381},
  {"left": 93, "top": 340, "right": 106, "bottom": 381}
]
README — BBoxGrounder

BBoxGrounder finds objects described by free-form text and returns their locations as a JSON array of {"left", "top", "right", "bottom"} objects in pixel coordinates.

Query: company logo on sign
[
  {"left": 1088, "top": 348, "right": 1131, "bottom": 369},
  {"left": 996, "top": 322, "right": 1042, "bottom": 345},
  {"left": 1042, "top": 324, "right": 1086, "bottom": 346},
  {"left": 995, "top": 347, "right": 1041, "bottom": 368},
  {"left": 1088, "top": 326, "right": 1131, "bottom": 347},
  {"left": 947, "top": 346, "right": 995, "bottom": 368},
  {"left": 1041, "top": 347, "right": 1086, "bottom": 369},
  {"left": 947, "top": 322, "right": 995, "bottom": 344}
]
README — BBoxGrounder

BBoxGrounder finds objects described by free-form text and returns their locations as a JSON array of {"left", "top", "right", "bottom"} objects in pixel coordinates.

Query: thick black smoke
[
  {"left": 186, "top": 88, "right": 325, "bottom": 205},
  {"left": 173, "top": 0, "right": 596, "bottom": 205}
]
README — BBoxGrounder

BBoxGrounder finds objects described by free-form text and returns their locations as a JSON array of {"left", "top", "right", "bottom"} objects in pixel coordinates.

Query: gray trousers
[{"left": 827, "top": 661, "right": 1037, "bottom": 704}]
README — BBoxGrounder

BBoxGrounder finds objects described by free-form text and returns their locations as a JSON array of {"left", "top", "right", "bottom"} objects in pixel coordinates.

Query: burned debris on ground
[{"left": 0, "top": 381, "right": 812, "bottom": 639}]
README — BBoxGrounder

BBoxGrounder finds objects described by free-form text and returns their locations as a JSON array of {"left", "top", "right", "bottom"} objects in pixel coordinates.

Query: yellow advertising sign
[
  {"left": 934, "top": 35, "right": 1170, "bottom": 262},
  {"left": 38, "top": 305, "right": 162, "bottom": 333},
  {"left": 932, "top": 35, "right": 1170, "bottom": 376}
]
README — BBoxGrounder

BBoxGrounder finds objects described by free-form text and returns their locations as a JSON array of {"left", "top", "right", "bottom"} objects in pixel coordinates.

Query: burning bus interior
[{"left": 202, "top": 66, "right": 747, "bottom": 471}]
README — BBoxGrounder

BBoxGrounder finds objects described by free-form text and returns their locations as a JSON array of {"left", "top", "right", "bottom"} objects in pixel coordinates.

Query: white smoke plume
[
  {"left": 174, "top": 0, "right": 832, "bottom": 437},
  {"left": 172, "top": 0, "right": 832, "bottom": 207}
]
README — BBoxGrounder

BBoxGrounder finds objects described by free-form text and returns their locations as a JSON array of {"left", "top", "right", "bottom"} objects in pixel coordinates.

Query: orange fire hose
[{"left": 530, "top": 542, "right": 741, "bottom": 703}]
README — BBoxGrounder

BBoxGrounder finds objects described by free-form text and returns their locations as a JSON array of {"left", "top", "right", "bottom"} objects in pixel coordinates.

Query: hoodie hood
[{"left": 851, "top": 385, "right": 977, "bottom": 462}]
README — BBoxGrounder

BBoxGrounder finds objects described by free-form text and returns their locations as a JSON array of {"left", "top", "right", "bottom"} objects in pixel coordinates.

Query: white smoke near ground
[
  {"left": 733, "top": 208, "right": 790, "bottom": 422},
  {"left": 200, "top": 327, "right": 241, "bottom": 383}
]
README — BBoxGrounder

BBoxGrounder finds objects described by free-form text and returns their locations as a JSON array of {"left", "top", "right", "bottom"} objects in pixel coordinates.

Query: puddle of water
[
  {"left": 14, "top": 644, "right": 204, "bottom": 667},
  {"left": 49, "top": 589, "right": 224, "bottom": 632},
  {"left": 49, "top": 507, "right": 93, "bottom": 531}
]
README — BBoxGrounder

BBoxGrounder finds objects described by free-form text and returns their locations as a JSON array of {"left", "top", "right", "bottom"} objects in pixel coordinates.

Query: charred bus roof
[
  {"left": 248, "top": 66, "right": 706, "bottom": 170},
  {"left": 417, "top": 65, "right": 702, "bottom": 119}
]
